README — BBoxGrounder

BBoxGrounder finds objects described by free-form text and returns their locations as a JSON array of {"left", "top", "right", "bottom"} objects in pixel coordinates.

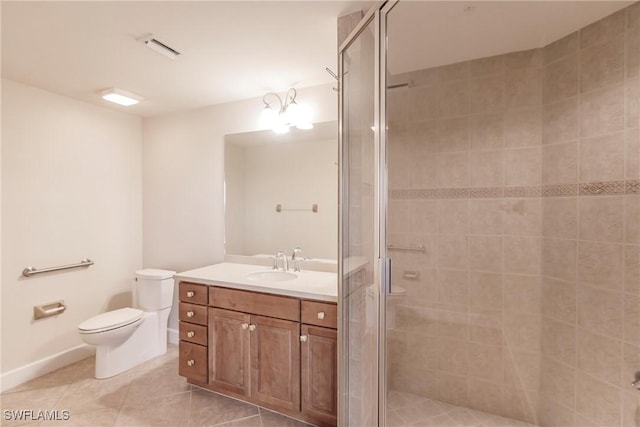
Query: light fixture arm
[{"left": 262, "top": 88, "right": 297, "bottom": 113}]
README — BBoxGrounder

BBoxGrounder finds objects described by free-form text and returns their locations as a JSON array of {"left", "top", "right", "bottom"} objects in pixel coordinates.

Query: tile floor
[{"left": 1, "top": 346, "right": 538, "bottom": 427}]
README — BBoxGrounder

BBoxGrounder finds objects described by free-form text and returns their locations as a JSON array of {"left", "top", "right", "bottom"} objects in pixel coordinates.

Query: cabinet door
[
  {"left": 250, "top": 315, "right": 300, "bottom": 412},
  {"left": 208, "top": 307, "right": 251, "bottom": 397},
  {"left": 301, "top": 325, "right": 338, "bottom": 425}
]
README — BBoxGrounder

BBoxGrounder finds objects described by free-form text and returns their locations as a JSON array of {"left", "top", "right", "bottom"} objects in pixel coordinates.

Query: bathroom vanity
[{"left": 175, "top": 262, "right": 338, "bottom": 427}]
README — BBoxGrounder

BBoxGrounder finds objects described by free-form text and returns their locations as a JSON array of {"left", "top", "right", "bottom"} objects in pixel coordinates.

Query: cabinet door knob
[
  {"left": 317, "top": 311, "right": 325, "bottom": 320},
  {"left": 300, "top": 335, "right": 308, "bottom": 342},
  {"left": 248, "top": 324, "right": 256, "bottom": 332},
  {"left": 187, "top": 359, "right": 195, "bottom": 367},
  {"left": 186, "top": 311, "right": 195, "bottom": 318},
  {"left": 187, "top": 331, "right": 195, "bottom": 338},
  {"left": 186, "top": 291, "right": 195, "bottom": 298},
  {"left": 241, "top": 323, "right": 249, "bottom": 330}
]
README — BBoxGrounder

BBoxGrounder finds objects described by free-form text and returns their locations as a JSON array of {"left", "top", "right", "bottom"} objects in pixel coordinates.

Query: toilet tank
[{"left": 134, "top": 269, "right": 176, "bottom": 311}]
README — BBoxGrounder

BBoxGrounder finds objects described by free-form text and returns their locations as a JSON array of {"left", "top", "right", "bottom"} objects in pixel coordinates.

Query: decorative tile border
[{"left": 389, "top": 179, "right": 640, "bottom": 200}]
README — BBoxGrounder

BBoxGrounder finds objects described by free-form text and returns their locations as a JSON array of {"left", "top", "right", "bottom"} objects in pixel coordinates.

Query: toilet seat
[{"left": 78, "top": 307, "right": 144, "bottom": 334}]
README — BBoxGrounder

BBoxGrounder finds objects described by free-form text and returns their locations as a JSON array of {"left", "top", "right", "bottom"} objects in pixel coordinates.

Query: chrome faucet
[
  {"left": 291, "top": 247, "right": 303, "bottom": 272},
  {"left": 276, "top": 251, "right": 289, "bottom": 272}
]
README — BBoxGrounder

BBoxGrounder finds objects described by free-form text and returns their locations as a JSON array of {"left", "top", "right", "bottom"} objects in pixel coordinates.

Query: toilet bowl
[{"left": 78, "top": 269, "right": 175, "bottom": 379}]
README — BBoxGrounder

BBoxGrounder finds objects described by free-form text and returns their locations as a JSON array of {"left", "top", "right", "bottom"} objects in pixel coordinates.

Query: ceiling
[
  {"left": 1, "top": 1, "right": 369, "bottom": 117},
  {"left": 2, "top": 1, "right": 632, "bottom": 118}
]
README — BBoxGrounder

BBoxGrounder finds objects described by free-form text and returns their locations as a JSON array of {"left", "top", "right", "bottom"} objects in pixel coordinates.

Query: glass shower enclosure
[{"left": 339, "top": 1, "right": 640, "bottom": 426}]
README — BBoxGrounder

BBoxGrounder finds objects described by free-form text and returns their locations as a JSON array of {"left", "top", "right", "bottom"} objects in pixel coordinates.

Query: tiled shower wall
[{"left": 387, "top": 4, "right": 640, "bottom": 426}]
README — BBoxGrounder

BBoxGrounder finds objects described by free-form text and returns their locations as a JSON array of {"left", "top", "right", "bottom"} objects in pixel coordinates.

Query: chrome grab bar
[
  {"left": 22, "top": 258, "right": 94, "bottom": 277},
  {"left": 386, "top": 244, "right": 426, "bottom": 252}
]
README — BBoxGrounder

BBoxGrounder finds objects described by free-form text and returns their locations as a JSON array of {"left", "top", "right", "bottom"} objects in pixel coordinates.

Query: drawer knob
[
  {"left": 248, "top": 324, "right": 256, "bottom": 332},
  {"left": 187, "top": 359, "right": 195, "bottom": 367},
  {"left": 186, "top": 291, "right": 195, "bottom": 298},
  {"left": 241, "top": 323, "right": 249, "bottom": 330},
  {"left": 300, "top": 335, "right": 308, "bottom": 342},
  {"left": 187, "top": 331, "right": 195, "bottom": 338},
  {"left": 317, "top": 311, "right": 325, "bottom": 320},
  {"left": 186, "top": 311, "right": 195, "bottom": 318}
]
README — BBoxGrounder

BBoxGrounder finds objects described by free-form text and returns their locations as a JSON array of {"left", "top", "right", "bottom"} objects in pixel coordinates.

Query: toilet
[{"left": 78, "top": 268, "right": 175, "bottom": 379}]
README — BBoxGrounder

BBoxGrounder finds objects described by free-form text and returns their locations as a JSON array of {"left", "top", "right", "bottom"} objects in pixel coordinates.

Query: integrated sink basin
[{"left": 247, "top": 271, "right": 297, "bottom": 282}]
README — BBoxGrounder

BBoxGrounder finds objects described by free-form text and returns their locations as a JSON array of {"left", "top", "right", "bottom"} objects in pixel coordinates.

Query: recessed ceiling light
[
  {"left": 139, "top": 34, "right": 180, "bottom": 60},
  {"left": 100, "top": 88, "right": 143, "bottom": 106}
]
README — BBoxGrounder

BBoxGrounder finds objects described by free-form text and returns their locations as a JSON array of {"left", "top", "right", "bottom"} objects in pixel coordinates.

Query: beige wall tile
[
  {"left": 542, "top": 277, "right": 577, "bottom": 325},
  {"left": 407, "top": 200, "right": 437, "bottom": 235},
  {"left": 577, "top": 284, "right": 623, "bottom": 338},
  {"left": 544, "top": 32, "right": 578, "bottom": 64},
  {"left": 543, "top": 55, "right": 578, "bottom": 104},
  {"left": 404, "top": 233, "right": 438, "bottom": 267},
  {"left": 438, "top": 62, "right": 470, "bottom": 82},
  {"left": 542, "top": 98, "right": 579, "bottom": 144},
  {"left": 542, "top": 317, "right": 576, "bottom": 366},
  {"left": 469, "top": 308, "right": 503, "bottom": 345},
  {"left": 437, "top": 81, "right": 469, "bottom": 119},
  {"left": 577, "top": 240, "right": 623, "bottom": 291},
  {"left": 504, "top": 274, "right": 541, "bottom": 315},
  {"left": 537, "top": 397, "right": 576, "bottom": 427},
  {"left": 580, "top": 35, "right": 625, "bottom": 93},
  {"left": 437, "top": 116, "right": 469, "bottom": 152},
  {"left": 502, "top": 387, "right": 539, "bottom": 424},
  {"left": 396, "top": 305, "right": 438, "bottom": 337},
  {"left": 469, "top": 235, "right": 503, "bottom": 272},
  {"left": 622, "top": 390, "right": 640, "bottom": 427},
  {"left": 627, "top": 17, "right": 640, "bottom": 79},
  {"left": 469, "top": 112, "right": 504, "bottom": 151},
  {"left": 580, "top": 84, "right": 625, "bottom": 138},
  {"left": 388, "top": 200, "right": 409, "bottom": 233},
  {"left": 470, "top": 75, "right": 505, "bottom": 114},
  {"left": 627, "top": 129, "right": 639, "bottom": 179},
  {"left": 437, "top": 338, "right": 469, "bottom": 375},
  {"left": 541, "top": 141, "right": 578, "bottom": 185},
  {"left": 503, "top": 350, "right": 541, "bottom": 391},
  {"left": 435, "top": 372, "right": 468, "bottom": 407},
  {"left": 542, "top": 197, "right": 577, "bottom": 239},
  {"left": 470, "top": 199, "right": 504, "bottom": 235},
  {"left": 469, "top": 271, "right": 503, "bottom": 310},
  {"left": 408, "top": 85, "right": 438, "bottom": 122},
  {"left": 395, "top": 268, "right": 437, "bottom": 304},
  {"left": 387, "top": 86, "right": 408, "bottom": 127},
  {"left": 504, "top": 147, "right": 541, "bottom": 186},
  {"left": 624, "top": 245, "right": 640, "bottom": 295},
  {"left": 437, "top": 309, "right": 469, "bottom": 340},
  {"left": 467, "top": 378, "right": 504, "bottom": 416},
  {"left": 504, "top": 198, "right": 541, "bottom": 237},
  {"left": 628, "top": 77, "right": 640, "bottom": 129},
  {"left": 408, "top": 155, "right": 437, "bottom": 189},
  {"left": 504, "top": 236, "right": 541, "bottom": 275},
  {"left": 470, "top": 54, "right": 505, "bottom": 77},
  {"left": 469, "top": 150, "right": 503, "bottom": 187},
  {"left": 539, "top": 356, "right": 576, "bottom": 408},
  {"left": 578, "top": 196, "right": 624, "bottom": 243},
  {"left": 437, "top": 235, "right": 468, "bottom": 269},
  {"left": 407, "top": 120, "right": 438, "bottom": 156},
  {"left": 580, "top": 8, "right": 626, "bottom": 49},
  {"left": 391, "top": 364, "right": 438, "bottom": 399},
  {"left": 576, "top": 373, "right": 622, "bottom": 426},
  {"left": 504, "top": 312, "right": 541, "bottom": 353},
  {"left": 542, "top": 238, "right": 578, "bottom": 282},
  {"left": 623, "top": 343, "right": 640, "bottom": 395},
  {"left": 579, "top": 132, "right": 625, "bottom": 182},
  {"left": 577, "top": 328, "right": 622, "bottom": 386},
  {"left": 505, "top": 48, "right": 543, "bottom": 69},
  {"left": 506, "top": 68, "right": 541, "bottom": 109},
  {"left": 505, "top": 107, "right": 542, "bottom": 148},
  {"left": 437, "top": 199, "right": 468, "bottom": 235},
  {"left": 436, "top": 268, "right": 468, "bottom": 305},
  {"left": 624, "top": 294, "right": 640, "bottom": 345},
  {"left": 404, "top": 333, "right": 439, "bottom": 371},
  {"left": 436, "top": 152, "right": 469, "bottom": 188}
]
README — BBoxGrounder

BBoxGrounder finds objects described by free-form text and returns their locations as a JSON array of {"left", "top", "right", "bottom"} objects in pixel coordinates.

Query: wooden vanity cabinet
[
  {"left": 178, "top": 283, "right": 209, "bottom": 384},
  {"left": 178, "top": 281, "right": 337, "bottom": 426}
]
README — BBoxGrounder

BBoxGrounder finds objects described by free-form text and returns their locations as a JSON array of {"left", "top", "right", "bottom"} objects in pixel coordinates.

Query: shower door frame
[{"left": 337, "top": 1, "right": 397, "bottom": 426}]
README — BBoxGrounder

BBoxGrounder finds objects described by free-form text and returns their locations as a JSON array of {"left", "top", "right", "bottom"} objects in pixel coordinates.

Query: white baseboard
[
  {"left": 0, "top": 344, "right": 95, "bottom": 393},
  {"left": 167, "top": 327, "right": 178, "bottom": 345}
]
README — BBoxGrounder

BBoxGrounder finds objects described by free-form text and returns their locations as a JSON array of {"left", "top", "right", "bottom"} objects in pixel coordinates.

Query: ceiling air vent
[{"left": 139, "top": 34, "right": 180, "bottom": 60}]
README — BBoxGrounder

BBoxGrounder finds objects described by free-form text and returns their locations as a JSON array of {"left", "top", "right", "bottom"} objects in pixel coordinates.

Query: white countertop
[{"left": 174, "top": 262, "right": 338, "bottom": 302}]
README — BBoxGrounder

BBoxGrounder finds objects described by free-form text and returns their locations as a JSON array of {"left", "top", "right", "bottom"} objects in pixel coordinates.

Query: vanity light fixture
[
  {"left": 260, "top": 88, "right": 313, "bottom": 134},
  {"left": 100, "top": 88, "right": 143, "bottom": 106}
]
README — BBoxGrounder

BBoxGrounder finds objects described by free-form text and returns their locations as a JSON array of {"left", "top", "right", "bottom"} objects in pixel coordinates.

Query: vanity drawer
[
  {"left": 179, "top": 321, "right": 208, "bottom": 346},
  {"left": 179, "top": 302, "right": 208, "bottom": 326},
  {"left": 301, "top": 300, "right": 337, "bottom": 329},
  {"left": 179, "top": 341, "right": 207, "bottom": 383},
  {"left": 179, "top": 282, "right": 208, "bottom": 305},
  {"left": 209, "top": 286, "right": 300, "bottom": 322}
]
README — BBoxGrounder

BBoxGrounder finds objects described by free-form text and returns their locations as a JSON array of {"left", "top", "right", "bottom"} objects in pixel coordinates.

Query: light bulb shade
[
  {"left": 294, "top": 104, "right": 313, "bottom": 129},
  {"left": 260, "top": 105, "right": 278, "bottom": 128},
  {"left": 286, "top": 102, "right": 300, "bottom": 125}
]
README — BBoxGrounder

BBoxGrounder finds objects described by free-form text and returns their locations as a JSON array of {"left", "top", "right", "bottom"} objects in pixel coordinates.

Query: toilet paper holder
[{"left": 34, "top": 300, "right": 66, "bottom": 320}]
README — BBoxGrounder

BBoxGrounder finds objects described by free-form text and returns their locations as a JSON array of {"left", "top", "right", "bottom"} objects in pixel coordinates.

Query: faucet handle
[{"left": 292, "top": 247, "right": 303, "bottom": 259}]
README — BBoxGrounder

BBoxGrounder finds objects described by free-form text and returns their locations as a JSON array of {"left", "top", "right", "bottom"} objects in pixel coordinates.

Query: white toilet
[{"left": 78, "top": 268, "right": 175, "bottom": 379}]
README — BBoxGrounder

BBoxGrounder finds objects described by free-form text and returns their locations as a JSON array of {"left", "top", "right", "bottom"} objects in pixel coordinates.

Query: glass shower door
[{"left": 339, "top": 14, "right": 380, "bottom": 427}]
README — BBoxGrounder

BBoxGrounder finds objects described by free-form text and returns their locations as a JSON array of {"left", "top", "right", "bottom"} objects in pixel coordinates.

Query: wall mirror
[{"left": 224, "top": 121, "right": 338, "bottom": 261}]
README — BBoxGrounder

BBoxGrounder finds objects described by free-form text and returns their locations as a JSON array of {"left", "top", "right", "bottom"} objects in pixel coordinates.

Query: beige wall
[
  {"left": 142, "top": 83, "right": 338, "bottom": 331},
  {"left": 387, "top": 4, "right": 639, "bottom": 426},
  {"left": 1, "top": 79, "right": 143, "bottom": 373}
]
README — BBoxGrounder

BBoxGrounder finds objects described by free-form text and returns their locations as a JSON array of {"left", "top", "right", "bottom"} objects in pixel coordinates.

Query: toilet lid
[{"left": 78, "top": 308, "right": 144, "bottom": 333}]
